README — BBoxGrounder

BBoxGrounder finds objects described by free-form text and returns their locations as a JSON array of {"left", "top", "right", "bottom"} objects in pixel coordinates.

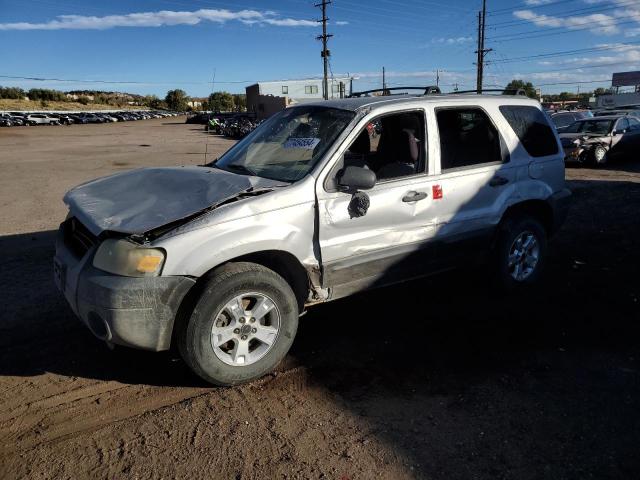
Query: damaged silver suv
[{"left": 55, "top": 92, "right": 570, "bottom": 386}]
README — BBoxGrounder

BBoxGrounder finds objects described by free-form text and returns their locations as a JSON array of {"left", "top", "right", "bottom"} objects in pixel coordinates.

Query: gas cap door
[{"left": 528, "top": 161, "right": 545, "bottom": 179}]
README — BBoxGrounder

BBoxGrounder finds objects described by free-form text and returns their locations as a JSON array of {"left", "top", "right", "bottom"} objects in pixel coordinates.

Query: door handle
[
  {"left": 402, "top": 191, "right": 428, "bottom": 202},
  {"left": 489, "top": 175, "right": 509, "bottom": 187}
]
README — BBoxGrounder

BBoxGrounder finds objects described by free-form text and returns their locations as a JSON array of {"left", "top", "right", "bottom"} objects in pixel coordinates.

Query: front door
[{"left": 316, "top": 109, "right": 439, "bottom": 292}]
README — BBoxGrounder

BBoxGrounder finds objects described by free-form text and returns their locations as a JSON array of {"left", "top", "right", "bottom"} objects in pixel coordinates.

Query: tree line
[
  {"left": 0, "top": 86, "right": 246, "bottom": 112},
  {"left": 502, "top": 79, "right": 613, "bottom": 102},
  {"left": 162, "top": 89, "right": 246, "bottom": 112}
]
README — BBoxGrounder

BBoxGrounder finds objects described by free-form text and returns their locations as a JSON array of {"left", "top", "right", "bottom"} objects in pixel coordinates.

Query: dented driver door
[{"left": 316, "top": 174, "right": 440, "bottom": 293}]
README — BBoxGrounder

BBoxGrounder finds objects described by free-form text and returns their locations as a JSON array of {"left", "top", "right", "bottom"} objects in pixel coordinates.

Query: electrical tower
[
  {"left": 475, "top": 0, "right": 492, "bottom": 94},
  {"left": 316, "top": 0, "right": 333, "bottom": 100}
]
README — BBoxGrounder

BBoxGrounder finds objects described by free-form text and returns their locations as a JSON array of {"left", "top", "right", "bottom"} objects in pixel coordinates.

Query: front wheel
[
  {"left": 590, "top": 145, "right": 608, "bottom": 166},
  {"left": 178, "top": 262, "right": 299, "bottom": 386},
  {"left": 494, "top": 216, "right": 547, "bottom": 291}
]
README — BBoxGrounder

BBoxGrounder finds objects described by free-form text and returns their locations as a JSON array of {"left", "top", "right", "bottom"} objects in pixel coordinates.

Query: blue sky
[{"left": 1, "top": 0, "right": 640, "bottom": 97}]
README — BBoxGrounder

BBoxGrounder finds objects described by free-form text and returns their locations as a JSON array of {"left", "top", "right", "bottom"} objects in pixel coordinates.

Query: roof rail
[
  {"left": 348, "top": 86, "right": 441, "bottom": 98},
  {"left": 450, "top": 88, "right": 528, "bottom": 96}
]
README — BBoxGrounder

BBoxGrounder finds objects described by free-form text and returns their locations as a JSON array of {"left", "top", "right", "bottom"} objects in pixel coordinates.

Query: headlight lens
[{"left": 93, "top": 239, "right": 165, "bottom": 277}]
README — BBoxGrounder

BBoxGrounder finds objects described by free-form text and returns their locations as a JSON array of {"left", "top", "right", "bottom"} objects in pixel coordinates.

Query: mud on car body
[{"left": 55, "top": 93, "right": 571, "bottom": 386}]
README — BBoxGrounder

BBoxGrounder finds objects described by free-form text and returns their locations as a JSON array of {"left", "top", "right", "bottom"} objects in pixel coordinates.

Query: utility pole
[
  {"left": 316, "top": 0, "right": 332, "bottom": 100},
  {"left": 436, "top": 69, "right": 440, "bottom": 88},
  {"left": 475, "top": 0, "right": 492, "bottom": 94},
  {"left": 382, "top": 66, "right": 386, "bottom": 94}
]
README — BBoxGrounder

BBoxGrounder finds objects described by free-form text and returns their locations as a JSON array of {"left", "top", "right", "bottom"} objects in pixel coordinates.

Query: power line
[
  {"left": 487, "top": 18, "right": 640, "bottom": 42},
  {"left": 491, "top": 41, "right": 640, "bottom": 64},
  {"left": 489, "top": 0, "right": 640, "bottom": 29},
  {"left": 488, "top": 0, "right": 579, "bottom": 15}
]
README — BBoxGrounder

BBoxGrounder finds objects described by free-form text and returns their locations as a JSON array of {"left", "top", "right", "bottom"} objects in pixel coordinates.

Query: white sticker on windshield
[{"left": 284, "top": 137, "right": 321, "bottom": 150}]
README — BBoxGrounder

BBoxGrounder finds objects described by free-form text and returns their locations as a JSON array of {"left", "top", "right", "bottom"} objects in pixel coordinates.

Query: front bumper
[
  {"left": 563, "top": 146, "right": 584, "bottom": 162},
  {"left": 54, "top": 228, "right": 195, "bottom": 351}
]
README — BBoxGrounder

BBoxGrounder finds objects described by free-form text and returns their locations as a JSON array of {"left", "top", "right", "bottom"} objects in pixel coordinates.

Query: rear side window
[
  {"left": 500, "top": 106, "right": 558, "bottom": 157},
  {"left": 436, "top": 108, "right": 504, "bottom": 171}
]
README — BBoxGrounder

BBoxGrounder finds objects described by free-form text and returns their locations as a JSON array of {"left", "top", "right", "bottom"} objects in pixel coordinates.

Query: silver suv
[{"left": 54, "top": 93, "right": 570, "bottom": 385}]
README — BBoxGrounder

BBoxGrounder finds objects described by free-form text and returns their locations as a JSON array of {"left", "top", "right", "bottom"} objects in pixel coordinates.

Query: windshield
[
  {"left": 215, "top": 106, "right": 355, "bottom": 182},
  {"left": 564, "top": 119, "right": 614, "bottom": 135}
]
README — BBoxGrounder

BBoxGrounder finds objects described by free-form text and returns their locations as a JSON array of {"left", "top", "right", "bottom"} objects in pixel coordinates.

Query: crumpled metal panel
[{"left": 63, "top": 166, "right": 283, "bottom": 236}]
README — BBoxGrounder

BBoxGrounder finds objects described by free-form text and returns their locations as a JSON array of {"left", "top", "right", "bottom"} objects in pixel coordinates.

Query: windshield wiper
[{"left": 221, "top": 163, "right": 258, "bottom": 176}]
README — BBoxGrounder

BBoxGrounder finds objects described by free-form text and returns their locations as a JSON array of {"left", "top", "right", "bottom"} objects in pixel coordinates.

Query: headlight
[{"left": 93, "top": 239, "right": 165, "bottom": 277}]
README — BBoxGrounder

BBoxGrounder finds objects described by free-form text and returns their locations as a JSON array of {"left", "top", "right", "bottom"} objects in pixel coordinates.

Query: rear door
[{"left": 427, "top": 105, "right": 515, "bottom": 263}]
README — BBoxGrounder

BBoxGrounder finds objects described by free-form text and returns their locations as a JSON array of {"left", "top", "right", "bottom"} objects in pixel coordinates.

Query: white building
[{"left": 246, "top": 76, "right": 352, "bottom": 119}]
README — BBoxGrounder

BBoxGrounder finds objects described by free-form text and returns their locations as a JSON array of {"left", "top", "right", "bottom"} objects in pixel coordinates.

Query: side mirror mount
[{"left": 337, "top": 166, "right": 376, "bottom": 191}]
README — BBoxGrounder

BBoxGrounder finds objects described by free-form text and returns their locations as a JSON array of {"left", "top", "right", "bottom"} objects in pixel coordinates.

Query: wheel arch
[
  {"left": 501, "top": 199, "right": 555, "bottom": 236},
  {"left": 171, "top": 250, "right": 311, "bottom": 350}
]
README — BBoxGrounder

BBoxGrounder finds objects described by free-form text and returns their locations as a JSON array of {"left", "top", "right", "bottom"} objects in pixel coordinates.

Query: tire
[
  {"left": 493, "top": 215, "right": 547, "bottom": 291},
  {"left": 178, "top": 262, "right": 299, "bottom": 386},
  {"left": 589, "top": 145, "right": 608, "bottom": 166}
]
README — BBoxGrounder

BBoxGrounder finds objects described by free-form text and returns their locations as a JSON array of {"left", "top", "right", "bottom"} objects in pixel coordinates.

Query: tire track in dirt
[{"left": 1, "top": 383, "right": 210, "bottom": 455}]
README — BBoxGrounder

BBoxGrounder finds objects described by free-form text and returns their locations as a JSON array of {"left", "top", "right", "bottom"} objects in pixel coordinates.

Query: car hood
[{"left": 64, "top": 166, "right": 284, "bottom": 236}]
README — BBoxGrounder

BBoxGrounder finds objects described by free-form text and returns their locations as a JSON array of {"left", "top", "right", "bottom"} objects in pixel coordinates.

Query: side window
[
  {"left": 617, "top": 118, "right": 629, "bottom": 132},
  {"left": 500, "top": 105, "right": 559, "bottom": 157},
  {"left": 436, "top": 108, "right": 503, "bottom": 171},
  {"left": 628, "top": 117, "right": 640, "bottom": 130},
  {"left": 342, "top": 110, "right": 426, "bottom": 182}
]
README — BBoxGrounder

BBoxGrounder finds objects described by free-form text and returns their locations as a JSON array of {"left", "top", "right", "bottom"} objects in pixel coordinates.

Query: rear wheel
[
  {"left": 494, "top": 216, "right": 547, "bottom": 291},
  {"left": 178, "top": 262, "right": 299, "bottom": 386}
]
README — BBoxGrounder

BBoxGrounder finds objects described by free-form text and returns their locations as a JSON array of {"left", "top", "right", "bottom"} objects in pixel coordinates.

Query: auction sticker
[{"left": 284, "top": 137, "right": 321, "bottom": 150}]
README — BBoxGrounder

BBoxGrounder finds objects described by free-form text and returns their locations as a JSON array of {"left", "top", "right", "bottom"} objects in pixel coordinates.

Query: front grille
[{"left": 62, "top": 217, "right": 99, "bottom": 258}]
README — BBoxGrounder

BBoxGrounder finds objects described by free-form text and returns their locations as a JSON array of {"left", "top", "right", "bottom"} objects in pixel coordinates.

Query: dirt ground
[{"left": 1, "top": 118, "right": 639, "bottom": 479}]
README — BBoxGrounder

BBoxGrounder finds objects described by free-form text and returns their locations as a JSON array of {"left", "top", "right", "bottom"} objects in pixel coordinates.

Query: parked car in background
[
  {"left": 50, "top": 114, "right": 75, "bottom": 125},
  {"left": 550, "top": 110, "right": 593, "bottom": 132},
  {"left": 55, "top": 93, "right": 570, "bottom": 386},
  {"left": 26, "top": 114, "right": 60, "bottom": 126},
  {"left": 0, "top": 117, "right": 12, "bottom": 127},
  {"left": 559, "top": 115, "right": 640, "bottom": 165}
]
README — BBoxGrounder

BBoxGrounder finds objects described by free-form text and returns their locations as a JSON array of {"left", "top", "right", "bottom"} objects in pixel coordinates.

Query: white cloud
[
  {"left": 524, "top": 0, "right": 554, "bottom": 5},
  {"left": 335, "top": 21, "right": 349, "bottom": 26},
  {"left": 513, "top": 9, "right": 622, "bottom": 34},
  {"left": 431, "top": 36, "right": 473, "bottom": 44},
  {"left": 0, "top": 8, "right": 316, "bottom": 30}
]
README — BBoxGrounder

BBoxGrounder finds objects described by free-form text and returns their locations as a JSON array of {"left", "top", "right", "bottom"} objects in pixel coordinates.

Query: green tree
[
  {"left": 232, "top": 94, "right": 247, "bottom": 112},
  {"left": 208, "top": 91, "right": 234, "bottom": 112},
  {"left": 143, "top": 95, "right": 166, "bottom": 109},
  {"left": 593, "top": 88, "right": 608, "bottom": 96},
  {"left": 503, "top": 79, "right": 537, "bottom": 99},
  {"left": 0, "top": 86, "right": 25, "bottom": 99},
  {"left": 165, "top": 89, "right": 190, "bottom": 111}
]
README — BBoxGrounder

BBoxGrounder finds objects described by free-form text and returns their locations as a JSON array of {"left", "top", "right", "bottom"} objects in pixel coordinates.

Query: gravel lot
[{"left": 1, "top": 118, "right": 639, "bottom": 479}]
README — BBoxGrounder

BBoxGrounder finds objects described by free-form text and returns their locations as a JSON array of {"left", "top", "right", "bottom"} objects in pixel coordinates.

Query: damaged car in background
[
  {"left": 55, "top": 93, "right": 570, "bottom": 386},
  {"left": 559, "top": 115, "right": 640, "bottom": 166}
]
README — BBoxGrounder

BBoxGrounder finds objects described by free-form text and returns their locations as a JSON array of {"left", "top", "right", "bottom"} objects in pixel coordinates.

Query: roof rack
[
  {"left": 348, "top": 86, "right": 441, "bottom": 98},
  {"left": 450, "top": 88, "right": 528, "bottom": 96}
]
